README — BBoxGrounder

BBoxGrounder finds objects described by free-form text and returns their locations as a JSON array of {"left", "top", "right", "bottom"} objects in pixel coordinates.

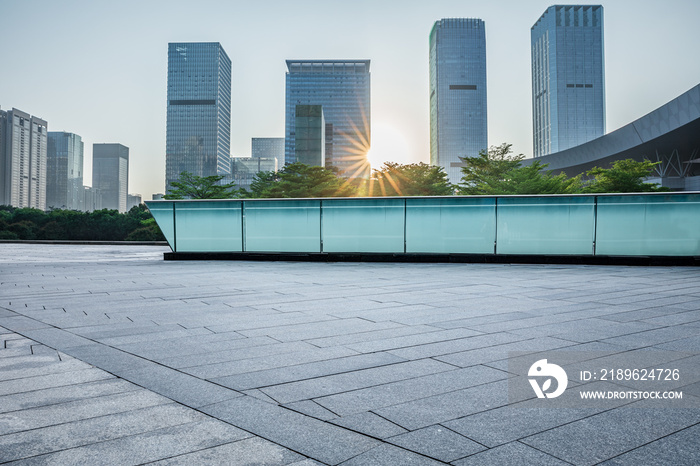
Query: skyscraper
[
  {"left": 531, "top": 5, "right": 605, "bottom": 157},
  {"left": 166, "top": 42, "right": 232, "bottom": 191},
  {"left": 93, "top": 143, "right": 129, "bottom": 213},
  {"left": 430, "top": 18, "right": 487, "bottom": 184},
  {"left": 252, "top": 137, "right": 284, "bottom": 169},
  {"left": 0, "top": 108, "right": 48, "bottom": 209},
  {"left": 47, "top": 132, "right": 84, "bottom": 210},
  {"left": 285, "top": 60, "right": 370, "bottom": 177}
]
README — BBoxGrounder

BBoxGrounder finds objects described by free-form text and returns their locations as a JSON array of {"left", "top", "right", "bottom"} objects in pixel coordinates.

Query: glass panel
[
  {"left": 145, "top": 201, "right": 175, "bottom": 250},
  {"left": 406, "top": 197, "right": 495, "bottom": 253},
  {"left": 174, "top": 201, "right": 242, "bottom": 252},
  {"left": 322, "top": 199, "right": 404, "bottom": 253},
  {"left": 596, "top": 194, "right": 700, "bottom": 256},
  {"left": 497, "top": 196, "right": 594, "bottom": 255},
  {"left": 245, "top": 200, "right": 321, "bottom": 252}
]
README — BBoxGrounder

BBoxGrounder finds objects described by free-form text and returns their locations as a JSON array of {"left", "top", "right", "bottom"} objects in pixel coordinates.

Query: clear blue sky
[{"left": 2, "top": 0, "right": 698, "bottom": 197}]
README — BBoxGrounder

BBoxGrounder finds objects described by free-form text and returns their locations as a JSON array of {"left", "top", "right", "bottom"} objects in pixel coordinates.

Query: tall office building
[
  {"left": 166, "top": 42, "right": 232, "bottom": 192},
  {"left": 47, "top": 132, "right": 84, "bottom": 210},
  {"left": 0, "top": 108, "right": 48, "bottom": 209},
  {"left": 252, "top": 137, "right": 284, "bottom": 168},
  {"left": 285, "top": 60, "right": 370, "bottom": 177},
  {"left": 430, "top": 19, "right": 487, "bottom": 184},
  {"left": 93, "top": 143, "right": 129, "bottom": 213},
  {"left": 531, "top": 5, "right": 605, "bottom": 157}
]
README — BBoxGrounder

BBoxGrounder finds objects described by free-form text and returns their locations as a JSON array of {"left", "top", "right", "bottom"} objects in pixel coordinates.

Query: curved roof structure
[{"left": 524, "top": 84, "right": 700, "bottom": 178}]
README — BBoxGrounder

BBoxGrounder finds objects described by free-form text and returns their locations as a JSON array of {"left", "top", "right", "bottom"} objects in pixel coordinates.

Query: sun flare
[{"left": 366, "top": 122, "right": 413, "bottom": 172}]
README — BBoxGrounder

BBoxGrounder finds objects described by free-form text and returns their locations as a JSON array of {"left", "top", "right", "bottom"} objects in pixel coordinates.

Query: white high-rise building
[{"left": 0, "top": 107, "right": 48, "bottom": 209}]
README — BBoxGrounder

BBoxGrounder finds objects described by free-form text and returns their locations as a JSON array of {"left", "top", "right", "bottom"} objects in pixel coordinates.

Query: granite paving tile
[
  {"left": 202, "top": 396, "right": 379, "bottom": 465},
  {"left": 283, "top": 400, "right": 338, "bottom": 421},
  {"left": 0, "top": 403, "right": 215, "bottom": 462},
  {"left": 388, "top": 332, "right": 528, "bottom": 360},
  {"left": 0, "top": 390, "right": 172, "bottom": 435},
  {"left": 7, "top": 418, "right": 249, "bottom": 465},
  {"left": 157, "top": 340, "right": 321, "bottom": 369},
  {"left": 344, "top": 328, "right": 483, "bottom": 354},
  {"left": 374, "top": 379, "right": 515, "bottom": 431},
  {"left": 305, "top": 324, "right": 443, "bottom": 348},
  {"left": 330, "top": 412, "right": 408, "bottom": 439},
  {"left": 0, "top": 356, "right": 92, "bottom": 382},
  {"left": 0, "top": 378, "right": 139, "bottom": 414},
  {"left": 260, "top": 358, "right": 455, "bottom": 404},
  {"left": 387, "top": 425, "right": 485, "bottom": 462},
  {"left": 123, "top": 334, "right": 279, "bottom": 360},
  {"left": 180, "top": 345, "right": 360, "bottom": 379},
  {"left": 147, "top": 436, "right": 306, "bottom": 465},
  {"left": 521, "top": 406, "right": 700, "bottom": 465},
  {"left": 119, "top": 364, "right": 242, "bottom": 408},
  {"left": 598, "top": 423, "right": 700, "bottom": 466},
  {"left": 314, "top": 364, "right": 509, "bottom": 416},
  {"left": 435, "top": 336, "right": 576, "bottom": 368},
  {"left": 337, "top": 444, "right": 445, "bottom": 465},
  {"left": 238, "top": 318, "right": 400, "bottom": 341},
  {"left": 600, "top": 325, "right": 700, "bottom": 349},
  {"left": 452, "top": 441, "right": 570, "bottom": 466},
  {"left": 212, "top": 352, "right": 405, "bottom": 391}
]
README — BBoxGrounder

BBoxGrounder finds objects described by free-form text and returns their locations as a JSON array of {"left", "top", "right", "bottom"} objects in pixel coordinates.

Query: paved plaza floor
[{"left": 1, "top": 244, "right": 699, "bottom": 465}]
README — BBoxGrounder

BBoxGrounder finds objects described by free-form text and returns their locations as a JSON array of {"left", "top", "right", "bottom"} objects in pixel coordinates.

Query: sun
[{"left": 366, "top": 121, "right": 413, "bottom": 172}]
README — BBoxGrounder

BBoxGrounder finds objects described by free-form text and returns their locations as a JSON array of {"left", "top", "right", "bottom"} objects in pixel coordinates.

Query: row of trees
[
  {"left": 166, "top": 143, "right": 667, "bottom": 200},
  {"left": 0, "top": 144, "right": 666, "bottom": 241},
  {"left": 0, "top": 205, "right": 164, "bottom": 241}
]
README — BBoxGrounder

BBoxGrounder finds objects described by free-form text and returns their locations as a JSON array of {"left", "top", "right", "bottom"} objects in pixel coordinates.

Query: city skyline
[{"left": 1, "top": 0, "right": 698, "bottom": 198}]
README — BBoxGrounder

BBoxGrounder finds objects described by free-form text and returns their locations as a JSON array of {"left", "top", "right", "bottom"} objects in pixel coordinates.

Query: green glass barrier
[
  {"left": 322, "top": 198, "right": 405, "bottom": 253},
  {"left": 406, "top": 197, "right": 496, "bottom": 253},
  {"left": 147, "top": 193, "right": 700, "bottom": 257},
  {"left": 244, "top": 200, "right": 321, "bottom": 252},
  {"left": 174, "top": 201, "right": 243, "bottom": 252},
  {"left": 497, "top": 196, "right": 595, "bottom": 255},
  {"left": 147, "top": 202, "right": 175, "bottom": 249},
  {"left": 596, "top": 194, "right": 700, "bottom": 256}
]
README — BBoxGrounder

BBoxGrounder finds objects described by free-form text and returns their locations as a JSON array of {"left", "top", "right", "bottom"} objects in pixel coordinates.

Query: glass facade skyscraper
[
  {"left": 531, "top": 5, "right": 605, "bottom": 157},
  {"left": 430, "top": 18, "right": 487, "bottom": 184},
  {"left": 285, "top": 60, "right": 370, "bottom": 178},
  {"left": 252, "top": 137, "right": 283, "bottom": 169},
  {"left": 47, "top": 132, "right": 84, "bottom": 210},
  {"left": 166, "top": 42, "right": 232, "bottom": 191},
  {"left": 93, "top": 143, "right": 129, "bottom": 213}
]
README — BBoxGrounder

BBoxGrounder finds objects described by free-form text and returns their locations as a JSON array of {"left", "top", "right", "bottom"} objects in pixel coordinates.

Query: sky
[{"left": 1, "top": 0, "right": 699, "bottom": 198}]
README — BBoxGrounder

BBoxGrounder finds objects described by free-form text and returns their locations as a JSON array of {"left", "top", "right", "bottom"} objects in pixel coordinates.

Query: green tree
[
  {"left": 369, "top": 162, "right": 454, "bottom": 196},
  {"left": 125, "top": 218, "right": 165, "bottom": 241},
  {"left": 457, "top": 143, "right": 581, "bottom": 195},
  {"left": 582, "top": 159, "right": 668, "bottom": 193},
  {"left": 0, "top": 204, "right": 163, "bottom": 241},
  {"left": 457, "top": 143, "right": 524, "bottom": 195},
  {"left": 164, "top": 171, "right": 239, "bottom": 199},
  {"left": 245, "top": 162, "right": 357, "bottom": 198}
]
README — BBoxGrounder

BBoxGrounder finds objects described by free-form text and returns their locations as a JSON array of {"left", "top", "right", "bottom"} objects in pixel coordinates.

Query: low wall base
[{"left": 163, "top": 252, "right": 700, "bottom": 266}]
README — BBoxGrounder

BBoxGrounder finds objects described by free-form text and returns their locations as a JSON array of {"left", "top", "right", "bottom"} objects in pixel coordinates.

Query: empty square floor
[{"left": 1, "top": 244, "right": 699, "bottom": 465}]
